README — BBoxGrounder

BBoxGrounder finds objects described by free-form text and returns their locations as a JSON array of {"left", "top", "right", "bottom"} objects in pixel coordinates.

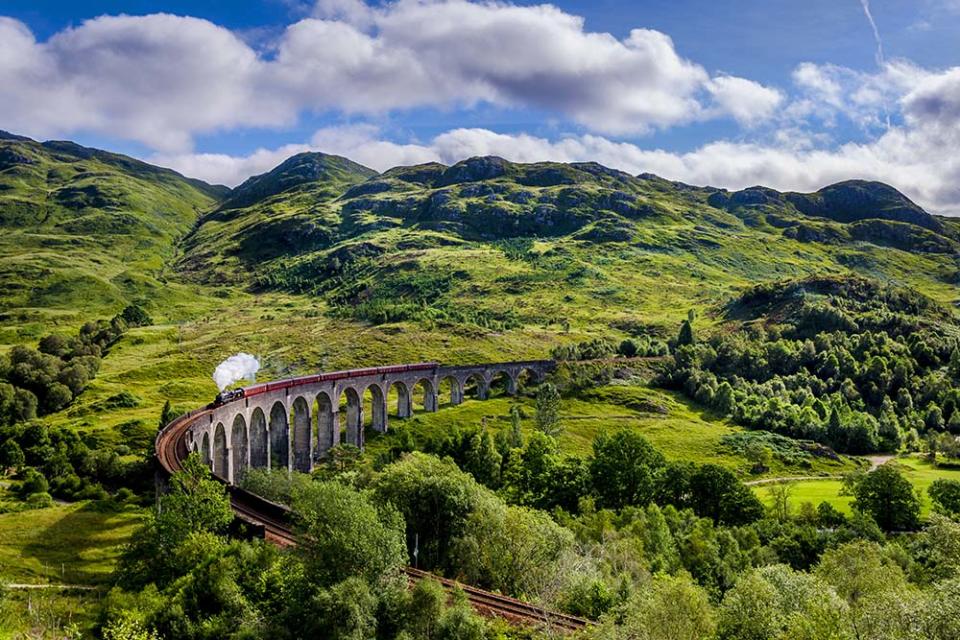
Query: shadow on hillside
[{"left": 21, "top": 502, "right": 139, "bottom": 585}]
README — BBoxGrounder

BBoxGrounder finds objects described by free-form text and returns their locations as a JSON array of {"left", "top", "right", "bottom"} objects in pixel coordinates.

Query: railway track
[{"left": 156, "top": 406, "right": 589, "bottom": 633}]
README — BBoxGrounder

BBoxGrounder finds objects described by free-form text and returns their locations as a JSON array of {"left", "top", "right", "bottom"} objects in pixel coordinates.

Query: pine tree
[
  {"left": 508, "top": 405, "right": 524, "bottom": 449},
  {"left": 677, "top": 320, "right": 695, "bottom": 347},
  {"left": 535, "top": 383, "right": 562, "bottom": 437},
  {"left": 158, "top": 399, "right": 175, "bottom": 430}
]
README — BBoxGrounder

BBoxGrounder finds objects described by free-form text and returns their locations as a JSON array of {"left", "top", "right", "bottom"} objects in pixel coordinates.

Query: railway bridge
[{"left": 185, "top": 360, "right": 554, "bottom": 484}]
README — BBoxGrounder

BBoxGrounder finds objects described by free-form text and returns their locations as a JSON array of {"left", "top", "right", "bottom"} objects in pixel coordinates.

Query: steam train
[{"left": 213, "top": 362, "right": 440, "bottom": 406}]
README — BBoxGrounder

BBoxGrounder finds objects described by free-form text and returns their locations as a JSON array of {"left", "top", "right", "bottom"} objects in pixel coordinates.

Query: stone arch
[
  {"left": 269, "top": 401, "right": 289, "bottom": 471},
  {"left": 439, "top": 375, "right": 463, "bottom": 407},
  {"left": 413, "top": 378, "right": 438, "bottom": 412},
  {"left": 249, "top": 407, "right": 268, "bottom": 469},
  {"left": 343, "top": 386, "right": 363, "bottom": 448},
  {"left": 389, "top": 381, "right": 412, "bottom": 419},
  {"left": 213, "top": 422, "right": 228, "bottom": 479},
  {"left": 231, "top": 414, "right": 248, "bottom": 481},
  {"left": 291, "top": 396, "right": 312, "bottom": 472},
  {"left": 315, "top": 391, "right": 337, "bottom": 457},
  {"left": 201, "top": 431, "right": 211, "bottom": 467},
  {"left": 489, "top": 370, "right": 517, "bottom": 396},
  {"left": 363, "top": 383, "right": 387, "bottom": 433},
  {"left": 517, "top": 367, "right": 541, "bottom": 391},
  {"left": 463, "top": 372, "right": 488, "bottom": 400}
]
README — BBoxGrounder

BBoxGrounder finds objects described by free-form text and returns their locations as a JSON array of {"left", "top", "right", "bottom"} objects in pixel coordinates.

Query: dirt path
[
  {"left": 744, "top": 475, "right": 841, "bottom": 486},
  {"left": 2, "top": 583, "right": 101, "bottom": 591},
  {"left": 745, "top": 456, "right": 896, "bottom": 487},
  {"left": 866, "top": 455, "right": 895, "bottom": 469}
]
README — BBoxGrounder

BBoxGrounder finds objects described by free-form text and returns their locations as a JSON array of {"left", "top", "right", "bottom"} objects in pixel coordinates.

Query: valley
[{"left": 3, "top": 132, "right": 960, "bottom": 638}]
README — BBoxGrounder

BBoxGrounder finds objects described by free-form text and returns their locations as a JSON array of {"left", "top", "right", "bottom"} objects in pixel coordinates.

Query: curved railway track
[{"left": 156, "top": 402, "right": 589, "bottom": 633}]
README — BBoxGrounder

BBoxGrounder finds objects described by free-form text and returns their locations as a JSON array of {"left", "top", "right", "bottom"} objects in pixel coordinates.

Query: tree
[
  {"left": 42, "top": 382, "right": 73, "bottom": 413},
  {"left": 507, "top": 404, "right": 524, "bottom": 449},
  {"left": 305, "top": 576, "right": 378, "bottom": 640},
  {"left": 292, "top": 480, "right": 406, "bottom": 587},
  {"left": 589, "top": 429, "right": 665, "bottom": 509},
  {"left": 119, "top": 304, "right": 153, "bottom": 328},
  {"left": 817, "top": 541, "right": 906, "bottom": 640},
  {"left": 718, "top": 565, "right": 847, "bottom": 640},
  {"left": 847, "top": 464, "right": 920, "bottom": 531},
  {"left": 454, "top": 501, "right": 574, "bottom": 596},
  {"left": 677, "top": 319, "right": 695, "bottom": 347},
  {"left": 688, "top": 464, "right": 764, "bottom": 525},
  {"left": 117, "top": 453, "right": 233, "bottom": 588},
  {"left": 15, "top": 467, "right": 49, "bottom": 498},
  {"left": 926, "top": 403, "right": 945, "bottom": 431},
  {"left": 37, "top": 334, "right": 69, "bottom": 358},
  {"left": 599, "top": 573, "right": 715, "bottom": 640},
  {"left": 714, "top": 381, "right": 736, "bottom": 416},
  {"left": 460, "top": 429, "right": 501, "bottom": 488},
  {"left": 373, "top": 453, "right": 485, "bottom": 571},
  {"left": 57, "top": 363, "right": 90, "bottom": 396},
  {"left": 158, "top": 400, "right": 176, "bottom": 430},
  {"left": 930, "top": 479, "right": 960, "bottom": 519},
  {"left": 534, "top": 382, "right": 561, "bottom": 437},
  {"left": 744, "top": 440, "right": 772, "bottom": 473},
  {"left": 0, "top": 438, "right": 24, "bottom": 471},
  {"left": 768, "top": 482, "right": 793, "bottom": 522}
]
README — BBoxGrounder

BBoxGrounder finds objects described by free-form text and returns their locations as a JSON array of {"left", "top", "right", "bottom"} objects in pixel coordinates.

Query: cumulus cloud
[
  {"left": 0, "top": 14, "right": 292, "bottom": 152},
  {"left": 155, "top": 82, "right": 960, "bottom": 215},
  {"left": 0, "top": 2, "right": 783, "bottom": 151},
  {"left": 705, "top": 75, "right": 784, "bottom": 126}
]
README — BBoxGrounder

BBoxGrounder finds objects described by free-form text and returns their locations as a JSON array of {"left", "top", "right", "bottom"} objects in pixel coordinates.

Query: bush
[
  {"left": 15, "top": 467, "right": 49, "bottom": 498},
  {"left": 26, "top": 491, "right": 54, "bottom": 508}
]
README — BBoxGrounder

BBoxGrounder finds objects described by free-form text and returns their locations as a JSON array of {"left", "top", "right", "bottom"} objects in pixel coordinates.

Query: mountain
[
  {"left": 218, "top": 151, "right": 377, "bottom": 211},
  {"left": 177, "top": 153, "right": 960, "bottom": 338},
  {"left": 2, "top": 133, "right": 958, "bottom": 345},
  {"left": 0, "top": 132, "right": 223, "bottom": 332}
]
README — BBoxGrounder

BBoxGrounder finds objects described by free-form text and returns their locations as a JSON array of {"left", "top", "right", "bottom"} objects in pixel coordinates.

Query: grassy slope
[
  {"left": 0, "top": 492, "right": 142, "bottom": 638},
  {"left": 0, "top": 136, "right": 221, "bottom": 342},
  {"left": 365, "top": 385, "right": 859, "bottom": 480},
  {"left": 4, "top": 145, "right": 960, "bottom": 629},
  {"left": 754, "top": 456, "right": 960, "bottom": 517}
]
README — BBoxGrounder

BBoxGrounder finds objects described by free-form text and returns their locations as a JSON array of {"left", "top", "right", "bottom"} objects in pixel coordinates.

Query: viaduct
[{"left": 184, "top": 360, "right": 555, "bottom": 484}]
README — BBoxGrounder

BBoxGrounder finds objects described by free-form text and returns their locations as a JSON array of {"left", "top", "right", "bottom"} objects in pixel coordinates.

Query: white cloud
[
  {"left": 0, "top": 14, "right": 293, "bottom": 153},
  {"left": 0, "top": 2, "right": 784, "bottom": 151},
  {"left": 154, "top": 94, "right": 960, "bottom": 215},
  {"left": 789, "top": 60, "right": 930, "bottom": 132},
  {"left": 705, "top": 75, "right": 784, "bottom": 126}
]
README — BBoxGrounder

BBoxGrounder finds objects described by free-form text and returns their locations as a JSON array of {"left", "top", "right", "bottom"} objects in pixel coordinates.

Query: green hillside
[
  {"left": 0, "top": 132, "right": 224, "bottom": 342},
  {"left": 5, "top": 136, "right": 960, "bottom": 638},
  {"left": 180, "top": 154, "right": 960, "bottom": 340}
]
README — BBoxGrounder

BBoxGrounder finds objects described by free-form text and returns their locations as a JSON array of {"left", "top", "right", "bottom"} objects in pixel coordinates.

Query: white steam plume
[{"left": 213, "top": 353, "right": 260, "bottom": 391}]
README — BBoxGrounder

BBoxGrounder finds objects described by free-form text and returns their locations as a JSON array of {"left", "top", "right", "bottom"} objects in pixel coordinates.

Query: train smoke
[{"left": 213, "top": 352, "right": 260, "bottom": 391}]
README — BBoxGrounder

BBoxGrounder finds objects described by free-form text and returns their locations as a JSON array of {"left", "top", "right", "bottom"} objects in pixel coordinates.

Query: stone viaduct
[{"left": 184, "top": 360, "right": 554, "bottom": 484}]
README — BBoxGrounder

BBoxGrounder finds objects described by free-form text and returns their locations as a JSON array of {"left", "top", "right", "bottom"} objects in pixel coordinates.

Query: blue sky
[{"left": 2, "top": 1, "right": 960, "bottom": 213}]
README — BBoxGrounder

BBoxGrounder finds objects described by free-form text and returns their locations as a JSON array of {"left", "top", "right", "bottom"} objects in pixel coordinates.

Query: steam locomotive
[{"left": 213, "top": 362, "right": 440, "bottom": 406}]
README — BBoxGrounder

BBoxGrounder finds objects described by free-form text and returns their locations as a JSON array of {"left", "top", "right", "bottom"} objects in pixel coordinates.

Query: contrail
[
  {"left": 858, "top": 0, "right": 891, "bottom": 128},
  {"left": 859, "top": 0, "right": 885, "bottom": 66}
]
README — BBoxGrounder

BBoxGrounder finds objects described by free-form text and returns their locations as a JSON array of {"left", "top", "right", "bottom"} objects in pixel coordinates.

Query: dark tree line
[{"left": 0, "top": 304, "right": 151, "bottom": 426}]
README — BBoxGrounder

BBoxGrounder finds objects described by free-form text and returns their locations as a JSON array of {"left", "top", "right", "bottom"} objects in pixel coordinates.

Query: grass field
[
  {"left": 753, "top": 456, "right": 960, "bottom": 518},
  {"left": 0, "top": 500, "right": 142, "bottom": 586},
  {"left": 0, "top": 499, "right": 143, "bottom": 638},
  {"left": 365, "top": 383, "right": 859, "bottom": 479}
]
